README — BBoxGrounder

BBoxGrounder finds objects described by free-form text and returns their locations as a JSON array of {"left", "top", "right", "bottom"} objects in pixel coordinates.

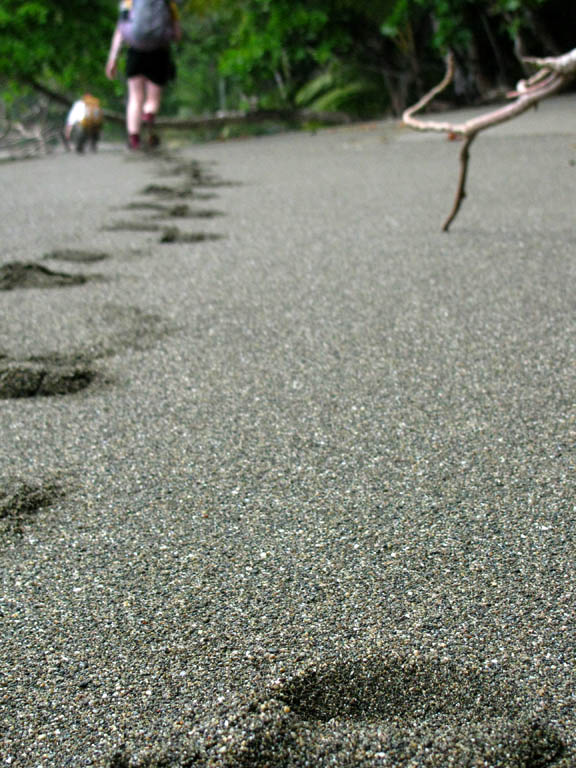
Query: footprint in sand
[
  {"left": 0, "top": 477, "right": 64, "bottom": 537},
  {"left": 0, "top": 359, "right": 98, "bottom": 399},
  {"left": 0, "top": 262, "right": 99, "bottom": 291},
  {"left": 102, "top": 220, "right": 162, "bottom": 233},
  {"left": 159, "top": 227, "right": 224, "bottom": 244},
  {"left": 139, "top": 160, "right": 237, "bottom": 201},
  {"left": 251, "top": 654, "right": 566, "bottom": 768},
  {"left": 162, "top": 159, "right": 239, "bottom": 189},
  {"left": 198, "top": 654, "right": 565, "bottom": 768},
  {"left": 121, "top": 201, "right": 224, "bottom": 219},
  {"left": 0, "top": 306, "right": 173, "bottom": 399},
  {"left": 140, "top": 183, "right": 195, "bottom": 200},
  {"left": 43, "top": 249, "right": 110, "bottom": 264},
  {"left": 105, "top": 653, "right": 566, "bottom": 767}
]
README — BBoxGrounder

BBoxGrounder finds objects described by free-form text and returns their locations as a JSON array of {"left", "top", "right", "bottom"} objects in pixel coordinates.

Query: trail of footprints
[
  {"left": 5, "top": 156, "right": 568, "bottom": 768},
  {"left": 1, "top": 153, "right": 229, "bottom": 400},
  {"left": 1, "top": 153, "right": 230, "bottom": 538},
  {"left": 104, "top": 158, "right": 230, "bottom": 243}
]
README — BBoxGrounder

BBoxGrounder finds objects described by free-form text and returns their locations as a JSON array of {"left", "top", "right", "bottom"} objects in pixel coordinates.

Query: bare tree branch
[
  {"left": 442, "top": 133, "right": 477, "bottom": 232},
  {"left": 522, "top": 47, "right": 576, "bottom": 74},
  {"left": 402, "top": 49, "right": 576, "bottom": 230}
]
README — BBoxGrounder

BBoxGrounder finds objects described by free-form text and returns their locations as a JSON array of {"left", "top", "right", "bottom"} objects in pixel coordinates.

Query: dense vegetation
[{"left": 0, "top": 0, "right": 574, "bottom": 130}]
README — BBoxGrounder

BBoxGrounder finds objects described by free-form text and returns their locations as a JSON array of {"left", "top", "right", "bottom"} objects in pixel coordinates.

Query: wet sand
[{"left": 0, "top": 96, "right": 575, "bottom": 767}]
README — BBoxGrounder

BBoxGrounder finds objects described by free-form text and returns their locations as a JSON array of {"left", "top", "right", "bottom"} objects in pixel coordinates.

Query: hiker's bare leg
[
  {"left": 127, "top": 76, "right": 147, "bottom": 135},
  {"left": 143, "top": 80, "right": 163, "bottom": 118},
  {"left": 141, "top": 80, "right": 163, "bottom": 148}
]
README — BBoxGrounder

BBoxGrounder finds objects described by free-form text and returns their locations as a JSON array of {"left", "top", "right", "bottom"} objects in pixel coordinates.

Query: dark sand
[{"left": 0, "top": 96, "right": 575, "bottom": 767}]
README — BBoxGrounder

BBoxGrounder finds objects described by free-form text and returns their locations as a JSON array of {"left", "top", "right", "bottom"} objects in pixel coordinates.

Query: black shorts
[{"left": 126, "top": 47, "right": 176, "bottom": 86}]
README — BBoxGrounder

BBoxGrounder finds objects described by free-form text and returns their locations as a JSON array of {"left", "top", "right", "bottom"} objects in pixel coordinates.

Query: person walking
[{"left": 105, "top": 0, "right": 181, "bottom": 150}]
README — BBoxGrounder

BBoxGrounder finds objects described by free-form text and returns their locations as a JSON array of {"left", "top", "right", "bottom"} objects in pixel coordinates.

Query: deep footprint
[
  {"left": 140, "top": 183, "right": 193, "bottom": 199},
  {"left": 263, "top": 655, "right": 566, "bottom": 768},
  {"left": 121, "top": 201, "right": 168, "bottom": 212},
  {"left": 102, "top": 220, "right": 161, "bottom": 232},
  {"left": 0, "top": 262, "right": 91, "bottom": 290},
  {"left": 0, "top": 478, "right": 63, "bottom": 535},
  {"left": 159, "top": 227, "right": 224, "bottom": 244},
  {"left": 0, "top": 361, "right": 97, "bottom": 398},
  {"left": 100, "top": 656, "right": 567, "bottom": 768},
  {"left": 152, "top": 204, "right": 223, "bottom": 219},
  {"left": 272, "top": 654, "right": 517, "bottom": 721},
  {"left": 164, "top": 160, "right": 238, "bottom": 188}
]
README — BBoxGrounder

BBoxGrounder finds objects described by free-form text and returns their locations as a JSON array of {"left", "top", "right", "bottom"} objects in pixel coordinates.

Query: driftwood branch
[
  {"left": 26, "top": 79, "right": 350, "bottom": 130},
  {"left": 148, "top": 108, "right": 350, "bottom": 130},
  {"left": 402, "top": 49, "right": 576, "bottom": 231},
  {"left": 442, "top": 133, "right": 477, "bottom": 232}
]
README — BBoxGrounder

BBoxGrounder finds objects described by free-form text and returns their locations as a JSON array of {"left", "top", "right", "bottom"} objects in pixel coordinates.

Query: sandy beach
[{"left": 0, "top": 95, "right": 575, "bottom": 767}]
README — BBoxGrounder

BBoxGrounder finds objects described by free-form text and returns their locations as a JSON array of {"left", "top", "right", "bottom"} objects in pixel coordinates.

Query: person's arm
[{"left": 106, "top": 26, "right": 124, "bottom": 79}]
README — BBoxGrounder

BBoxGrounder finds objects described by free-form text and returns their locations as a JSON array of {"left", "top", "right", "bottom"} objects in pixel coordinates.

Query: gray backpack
[{"left": 123, "top": 0, "right": 173, "bottom": 51}]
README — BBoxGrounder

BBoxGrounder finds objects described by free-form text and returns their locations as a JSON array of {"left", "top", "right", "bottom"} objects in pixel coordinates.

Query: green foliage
[
  {"left": 487, "top": 0, "right": 551, "bottom": 38},
  {"left": 165, "top": 10, "right": 238, "bottom": 115},
  {"left": 295, "top": 64, "right": 386, "bottom": 118},
  {"left": 214, "top": 0, "right": 403, "bottom": 111},
  {"left": 0, "top": 0, "right": 119, "bottom": 100},
  {"left": 0, "top": 0, "right": 573, "bottom": 125},
  {"left": 218, "top": 0, "right": 332, "bottom": 103},
  {"left": 382, "top": 0, "right": 472, "bottom": 52},
  {"left": 382, "top": 0, "right": 554, "bottom": 54}
]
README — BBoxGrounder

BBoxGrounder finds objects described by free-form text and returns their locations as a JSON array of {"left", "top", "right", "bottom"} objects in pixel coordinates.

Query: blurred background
[{"left": 1, "top": 0, "right": 574, "bottom": 152}]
